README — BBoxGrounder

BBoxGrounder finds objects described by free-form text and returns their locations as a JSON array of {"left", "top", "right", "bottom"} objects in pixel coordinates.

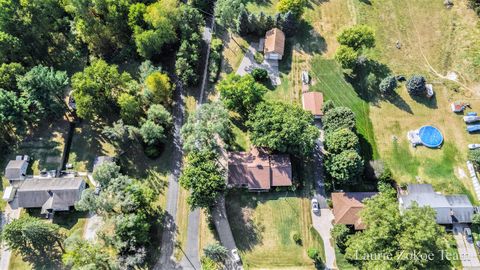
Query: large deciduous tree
[
  {"left": 344, "top": 192, "right": 448, "bottom": 269},
  {"left": 334, "top": 45, "right": 359, "bottom": 70},
  {"left": 71, "top": 60, "right": 132, "bottom": 120},
  {"left": 325, "top": 128, "right": 360, "bottom": 154},
  {"left": 0, "top": 63, "right": 25, "bottom": 92},
  {"left": 180, "top": 150, "right": 226, "bottom": 209},
  {"left": 64, "top": 0, "right": 135, "bottom": 59},
  {"left": 181, "top": 101, "right": 232, "bottom": 153},
  {"left": 325, "top": 149, "right": 363, "bottom": 183},
  {"left": 143, "top": 71, "right": 173, "bottom": 106},
  {"left": 130, "top": 0, "right": 180, "bottom": 59},
  {"left": 277, "top": 0, "right": 307, "bottom": 17},
  {"left": 217, "top": 74, "right": 268, "bottom": 119},
  {"left": 337, "top": 25, "right": 375, "bottom": 51},
  {"left": 2, "top": 216, "right": 65, "bottom": 264},
  {"left": 322, "top": 106, "right": 356, "bottom": 133},
  {"left": 247, "top": 101, "right": 319, "bottom": 156},
  {"left": 215, "top": 0, "right": 245, "bottom": 29},
  {"left": 63, "top": 237, "right": 115, "bottom": 270}
]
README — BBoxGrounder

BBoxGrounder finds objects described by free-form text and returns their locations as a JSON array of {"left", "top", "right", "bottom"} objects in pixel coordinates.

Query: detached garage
[{"left": 264, "top": 28, "right": 285, "bottom": 60}]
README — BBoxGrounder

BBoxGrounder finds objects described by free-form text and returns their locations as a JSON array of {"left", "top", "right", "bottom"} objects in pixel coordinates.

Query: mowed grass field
[{"left": 226, "top": 190, "right": 325, "bottom": 269}]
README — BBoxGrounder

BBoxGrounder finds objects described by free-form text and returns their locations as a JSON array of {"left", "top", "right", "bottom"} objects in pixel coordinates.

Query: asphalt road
[{"left": 155, "top": 80, "right": 185, "bottom": 270}]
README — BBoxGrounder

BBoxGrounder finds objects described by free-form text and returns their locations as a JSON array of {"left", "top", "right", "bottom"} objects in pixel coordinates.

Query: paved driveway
[
  {"left": 312, "top": 209, "right": 336, "bottom": 269},
  {"left": 236, "top": 45, "right": 281, "bottom": 86},
  {"left": 0, "top": 201, "right": 21, "bottom": 270},
  {"left": 453, "top": 224, "right": 480, "bottom": 268}
]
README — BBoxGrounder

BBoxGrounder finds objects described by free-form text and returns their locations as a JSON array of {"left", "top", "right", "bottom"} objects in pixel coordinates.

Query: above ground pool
[{"left": 418, "top": 126, "right": 444, "bottom": 148}]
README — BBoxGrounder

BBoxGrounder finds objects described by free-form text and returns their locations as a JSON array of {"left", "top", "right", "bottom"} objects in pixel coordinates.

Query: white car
[
  {"left": 231, "top": 249, "right": 241, "bottom": 263},
  {"left": 311, "top": 198, "right": 320, "bottom": 213},
  {"left": 469, "top": 144, "right": 480, "bottom": 150}
]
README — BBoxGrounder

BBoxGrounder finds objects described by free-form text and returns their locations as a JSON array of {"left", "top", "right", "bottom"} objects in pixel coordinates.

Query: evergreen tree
[
  {"left": 282, "top": 11, "right": 297, "bottom": 37},
  {"left": 236, "top": 8, "right": 250, "bottom": 36}
]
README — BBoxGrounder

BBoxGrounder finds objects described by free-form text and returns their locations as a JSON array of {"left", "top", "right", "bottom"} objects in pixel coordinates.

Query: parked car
[
  {"left": 465, "top": 227, "right": 473, "bottom": 243},
  {"left": 231, "top": 249, "right": 241, "bottom": 263},
  {"left": 469, "top": 144, "right": 480, "bottom": 150},
  {"left": 311, "top": 198, "right": 320, "bottom": 213}
]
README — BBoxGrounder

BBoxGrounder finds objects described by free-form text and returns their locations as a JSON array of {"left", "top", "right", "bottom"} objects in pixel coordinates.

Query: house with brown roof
[
  {"left": 228, "top": 148, "right": 292, "bottom": 191},
  {"left": 302, "top": 91, "right": 324, "bottom": 119},
  {"left": 332, "top": 192, "right": 377, "bottom": 230},
  {"left": 264, "top": 28, "right": 285, "bottom": 60}
]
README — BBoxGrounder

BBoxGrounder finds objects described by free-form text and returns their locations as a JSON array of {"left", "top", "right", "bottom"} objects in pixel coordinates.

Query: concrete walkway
[
  {"left": 453, "top": 224, "right": 480, "bottom": 269},
  {"left": 0, "top": 202, "right": 21, "bottom": 270}
]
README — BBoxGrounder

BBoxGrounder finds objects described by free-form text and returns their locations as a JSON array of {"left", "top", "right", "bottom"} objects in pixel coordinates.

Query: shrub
[
  {"left": 323, "top": 100, "right": 335, "bottom": 113},
  {"left": 379, "top": 75, "right": 397, "bottom": 96},
  {"left": 469, "top": 149, "right": 480, "bottom": 167},
  {"left": 473, "top": 213, "right": 480, "bottom": 225},
  {"left": 406, "top": 75, "right": 427, "bottom": 96},
  {"left": 254, "top": 52, "right": 264, "bottom": 64},
  {"left": 251, "top": 68, "right": 269, "bottom": 83},
  {"left": 203, "top": 243, "right": 228, "bottom": 262},
  {"left": 292, "top": 232, "right": 302, "bottom": 245},
  {"left": 307, "top": 247, "right": 319, "bottom": 260}
]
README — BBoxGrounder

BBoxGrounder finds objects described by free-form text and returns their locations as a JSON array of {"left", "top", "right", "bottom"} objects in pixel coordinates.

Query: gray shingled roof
[
  {"left": 4, "top": 160, "right": 27, "bottom": 180},
  {"left": 16, "top": 177, "right": 86, "bottom": 213},
  {"left": 399, "top": 184, "right": 474, "bottom": 224}
]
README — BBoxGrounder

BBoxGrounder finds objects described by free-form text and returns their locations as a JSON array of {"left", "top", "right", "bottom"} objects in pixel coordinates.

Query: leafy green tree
[
  {"left": 281, "top": 11, "right": 297, "bottom": 37},
  {"left": 63, "top": 237, "right": 115, "bottom": 270},
  {"left": 64, "top": 0, "right": 134, "bottom": 59},
  {"left": 181, "top": 101, "right": 232, "bottom": 153},
  {"left": 0, "top": 89, "right": 26, "bottom": 136},
  {"left": 331, "top": 224, "right": 350, "bottom": 253},
  {"left": 180, "top": 150, "right": 226, "bottom": 209},
  {"left": 102, "top": 120, "right": 139, "bottom": 152},
  {"left": 144, "top": 71, "right": 173, "bottom": 106},
  {"left": 175, "top": 5, "right": 204, "bottom": 86},
  {"left": 345, "top": 192, "right": 447, "bottom": 269},
  {"left": 322, "top": 106, "right": 356, "bottom": 133},
  {"left": 72, "top": 60, "right": 132, "bottom": 120},
  {"left": 277, "top": 0, "right": 307, "bottom": 17},
  {"left": 236, "top": 8, "right": 251, "bottom": 35},
  {"left": 323, "top": 100, "right": 335, "bottom": 114},
  {"left": 325, "top": 149, "right": 363, "bottom": 183},
  {"left": 379, "top": 75, "right": 397, "bottom": 96},
  {"left": 0, "top": 0, "right": 73, "bottom": 65},
  {"left": 218, "top": 74, "right": 268, "bottom": 119},
  {"left": 93, "top": 162, "right": 121, "bottom": 188},
  {"left": 2, "top": 216, "right": 65, "bottom": 263},
  {"left": 0, "top": 63, "right": 25, "bottom": 92},
  {"left": 334, "top": 45, "right": 359, "bottom": 70},
  {"left": 473, "top": 213, "right": 480, "bottom": 225},
  {"left": 147, "top": 104, "right": 172, "bottom": 127},
  {"left": 325, "top": 128, "right": 359, "bottom": 154},
  {"left": 215, "top": 0, "right": 244, "bottom": 29},
  {"left": 130, "top": 0, "right": 180, "bottom": 59},
  {"left": 247, "top": 101, "right": 319, "bottom": 156},
  {"left": 203, "top": 243, "right": 228, "bottom": 262},
  {"left": 118, "top": 93, "right": 142, "bottom": 125},
  {"left": 307, "top": 247, "right": 319, "bottom": 260},
  {"left": 139, "top": 120, "right": 166, "bottom": 146},
  {"left": 406, "top": 75, "right": 427, "bottom": 96},
  {"left": 18, "top": 65, "right": 69, "bottom": 122},
  {"left": 337, "top": 25, "right": 375, "bottom": 50}
]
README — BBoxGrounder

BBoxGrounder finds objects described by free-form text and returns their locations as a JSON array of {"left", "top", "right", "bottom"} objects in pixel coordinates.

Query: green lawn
[
  {"left": 226, "top": 190, "right": 325, "bottom": 269},
  {"left": 309, "top": 57, "right": 378, "bottom": 159}
]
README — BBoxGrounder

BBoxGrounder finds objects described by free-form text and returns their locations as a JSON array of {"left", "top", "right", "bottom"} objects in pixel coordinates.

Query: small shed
[
  {"left": 302, "top": 92, "right": 324, "bottom": 119},
  {"left": 264, "top": 28, "right": 285, "bottom": 60}
]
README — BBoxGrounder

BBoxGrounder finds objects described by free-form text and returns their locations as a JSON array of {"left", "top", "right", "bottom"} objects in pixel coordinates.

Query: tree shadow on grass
[
  {"left": 348, "top": 59, "right": 392, "bottom": 102},
  {"left": 411, "top": 94, "right": 438, "bottom": 109},
  {"left": 225, "top": 190, "right": 264, "bottom": 252},
  {"left": 386, "top": 91, "right": 414, "bottom": 114}
]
